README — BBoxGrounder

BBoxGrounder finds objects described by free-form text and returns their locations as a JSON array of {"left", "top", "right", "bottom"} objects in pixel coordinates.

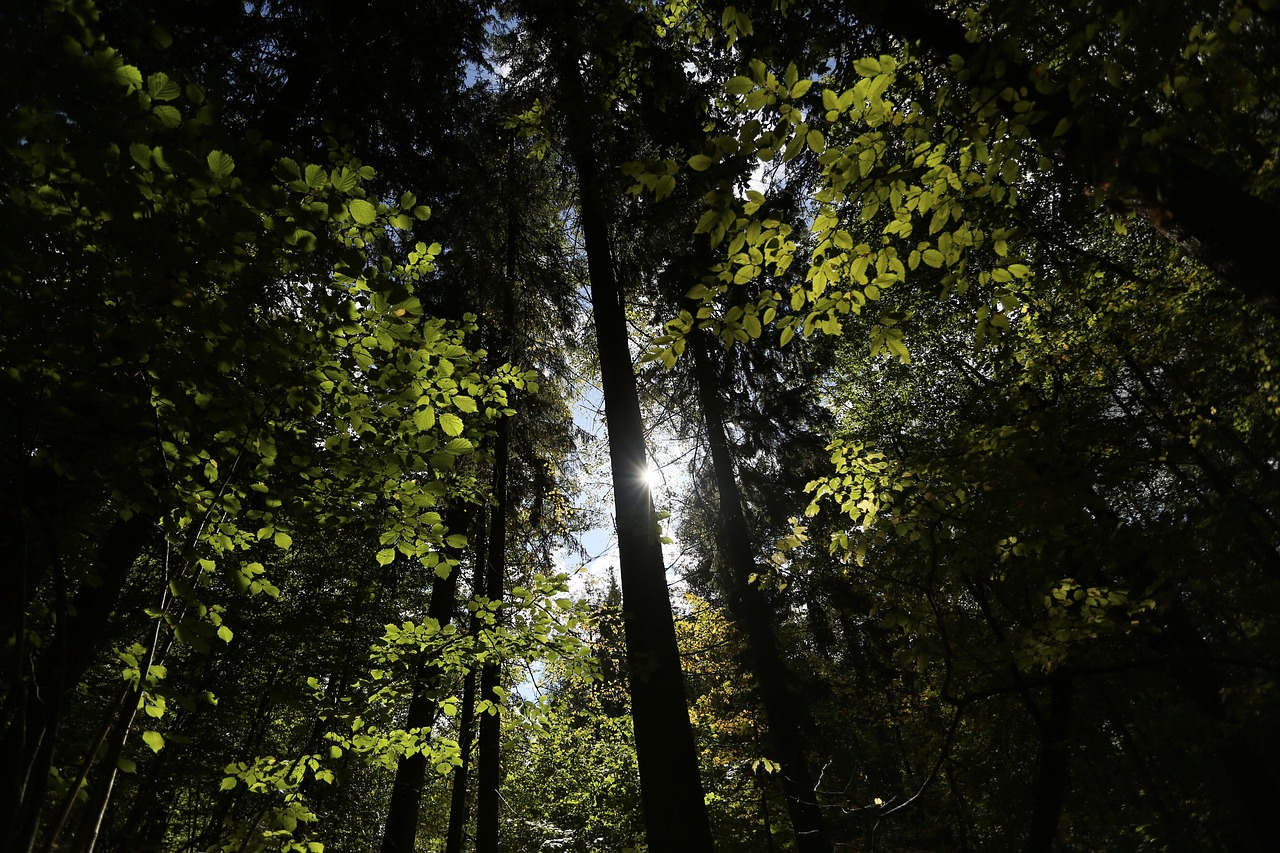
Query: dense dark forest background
[{"left": 3, "top": 0, "right": 1278, "bottom": 850}]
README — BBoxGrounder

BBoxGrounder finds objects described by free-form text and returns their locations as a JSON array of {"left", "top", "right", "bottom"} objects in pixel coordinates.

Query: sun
[{"left": 642, "top": 463, "right": 662, "bottom": 490}]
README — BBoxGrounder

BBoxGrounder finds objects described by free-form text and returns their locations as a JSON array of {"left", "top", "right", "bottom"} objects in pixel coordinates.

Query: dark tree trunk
[
  {"left": 444, "top": 666, "right": 479, "bottom": 853},
  {"left": 554, "top": 34, "right": 716, "bottom": 851},
  {"left": 474, "top": 416, "right": 509, "bottom": 853},
  {"left": 444, "top": 512, "right": 488, "bottom": 853},
  {"left": 378, "top": 514, "right": 469, "bottom": 853},
  {"left": 0, "top": 513, "right": 153, "bottom": 853},
  {"left": 1160, "top": 613, "right": 1278, "bottom": 849},
  {"left": 1023, "top": 672, "right": 1073, "bottom": 853},
  {"left": 689, "top": 331, "right": 832, "bottom": 853}
]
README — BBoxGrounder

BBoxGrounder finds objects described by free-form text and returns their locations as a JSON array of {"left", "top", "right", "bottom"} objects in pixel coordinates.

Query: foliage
[{"left": 5, "top": 0, "right": 1280, "bottom": 849}]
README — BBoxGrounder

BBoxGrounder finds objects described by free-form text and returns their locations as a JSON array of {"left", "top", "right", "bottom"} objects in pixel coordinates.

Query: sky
[{"left": 556, "top": 319, "right": 701, "bottom": 609}]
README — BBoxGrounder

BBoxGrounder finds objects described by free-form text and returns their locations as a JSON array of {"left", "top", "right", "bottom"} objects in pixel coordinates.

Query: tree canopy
[{"left": 3, "top": 0, "right": 1278, "bottom": 850}]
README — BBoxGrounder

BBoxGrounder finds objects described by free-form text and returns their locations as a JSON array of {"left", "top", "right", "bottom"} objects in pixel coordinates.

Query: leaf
[
  {"left": 207, "top": 150, "right": 235, "bottom": 180},
  {"left": 440, "top": 413, "right": 464, "bottom": 437},
  {"left": 853, "top": 57, "right": 882, "bottom": 77},
  {"left": 142, "top": 731, "right": 165, "bottom": 753},
  {"left": 688, "top": 154, "right": 713, "bottom": 171},
  {"left": 445, "top": 533, "right": 468, "bottom": 548},
  {"left": 115, "top": 64, "right": 143, "bottom": 91},
  {"left": 151, "top": 24, "right": 174, "bottom": 49},
  {"left": 452, "top": 395, "right": 478, "bottom": 413},
  {"left": 348, "top": 199, "right": 377, "bottom": 225},
  {"left": 688, "top": 208, "right": 718, "bottom": 236},
  {"left": 376, "top": 548, "right": 396, "bottom": 566},
  {"left": 152, "top": 105, "right": 182, "bottom": 128},
  {"left": 654, "top": 174, "right": 676, "bottom": 199},
  {"left": 726, "top": 76, "right": 755, "bottom": 95},
  {"left": 220, "top": 777, "right": 237, "bottom": 791},
  {"left": 273, "top": 531, "right": 293, "bottom": 550},
  {"left": 444, "top": 437, "right": 473, "bottom": 454},
  {"left": 147, "top": 72, "right": 180, "bottom": 101},
  {"left": 217, "top": 625, "right": 233, "bottom": 643},
  {"left": 413, "top": 407, "right": 436, "bottom": 431}
]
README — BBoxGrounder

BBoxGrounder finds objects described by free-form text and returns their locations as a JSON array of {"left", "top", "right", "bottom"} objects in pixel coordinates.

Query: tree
[
  {"left": 8, "top": 0, "right": 1280, "bottom": 849},
  {"left": 506, "top": 0, "right": 719, "bottom": 846},
  {"left": 1, "top": 3, "right": 522, "bottom": 849}
]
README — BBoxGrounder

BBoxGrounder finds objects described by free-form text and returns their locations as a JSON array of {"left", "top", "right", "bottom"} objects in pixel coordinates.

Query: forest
[{"left": 2, "top": 0, "right": 1278, "bottom": 850}]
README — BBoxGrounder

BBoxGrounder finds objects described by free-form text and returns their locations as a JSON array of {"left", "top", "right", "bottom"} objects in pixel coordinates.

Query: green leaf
[
  {"left": 445, "top": 533, "right": 468, "bottom": 548},
  {"left": 694, "top": 210, "right": 720, "bottom": 234},
  {"left": 376, "top": 548, "right": 396, "bottom": 566},
  {"left": 688, "top": 154, "right": 713, "bottom": 171},
  {"left": 115, "top": 64, "right": 143, "bottom": 91},
  {"left": 452, "top": 395, "right": 478, "bottom": 413},
  {"left": 444, "top": 437, "right": 473, "bottom": 454},
  {"left": 152, "top": 105, "right": 182, "bottom": 128},
  {"left": 349, "top": 199, "right": 377, "bottom": 225},
  {"left": 147, "top": 72, "right": 180, "bottom": 101},
  {"left": 207, "top": 150, "right": 235, "bottom": 180},
  {"left": 217, "top": 625, "right": 233, "bottom": 643},
  {"left": 118, "top": 757, "right": 137, "bottom": 774},
  {"left": 151, "top": 24, "right": 174, "bottom": 49},
  {"left": 853, "top": 57, "right": 882, "bottom": 77},
  {"left": 142, "top": 731, "right": 165, "bottom": 753},
  {"left": 273, "top": 531, "right": 293, "bottom": 550},
  {"left": 726, "top": 76, "right": 755, "bottom": 95},
  {"left": 219, "top": 777, "right": 237, "bottom": 791},
  {"left": 413, "top": 407, "right": 436, "bottom": 431},
  {"left": 440, "top": 413, "right": 464, "bottom": 437}
]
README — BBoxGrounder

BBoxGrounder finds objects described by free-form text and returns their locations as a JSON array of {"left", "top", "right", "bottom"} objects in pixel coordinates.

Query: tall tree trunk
[
  {"left": 0, "top": 513, "right": 153, "bottom": 853},
  {"left": 445, "top": 512, "right": 488, "bottom": 853},
  {"left": 444, "top": 667, "right": 479, "bottom": 853},
  {"left": 473, "top": 416, "right": 509, "bottom": 853},
  {"left": 553, "top": 27, "right": 715, "bottom": 851},
  {"left": 1023, "top": 672, "right": 1073, "bottom": 853},
  {"left": 473, "top": 132, "right": 523, "bottom": 853},
  {"left": 379, "top": 514, "right": 468, "bottom": 853},
  {"left": 689, "top": 331, "right": 832, "bottom": 852},
  {"left": 1160, "top": 612, "right": 1278, "bottom": 849}
]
